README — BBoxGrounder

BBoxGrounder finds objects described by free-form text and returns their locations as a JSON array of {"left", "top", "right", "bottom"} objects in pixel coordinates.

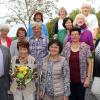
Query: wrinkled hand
[{"left": 84, "top": 77, "right": 90, "bottom": 88}]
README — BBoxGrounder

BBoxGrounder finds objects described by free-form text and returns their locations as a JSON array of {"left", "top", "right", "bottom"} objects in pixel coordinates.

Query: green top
[{"left": 57, "top": 29, "right": 67, "bottom": 44}]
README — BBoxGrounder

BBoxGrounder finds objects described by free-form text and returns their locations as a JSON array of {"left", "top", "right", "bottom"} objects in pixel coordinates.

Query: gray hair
[
  {"left": 0, "top": 24, "right": 10, "bottom": 32},
  {"left": 58, "top": 7, "right": 67, "bottom": 16},
  {"left": 32, "top": 22, "right": 42, "bottom": 29},
  {"left": 73, "top": 13, "right": 88, "bottom": 26},
  {"left": 81, "top": 2, "right": 90, "bottom": 9}
]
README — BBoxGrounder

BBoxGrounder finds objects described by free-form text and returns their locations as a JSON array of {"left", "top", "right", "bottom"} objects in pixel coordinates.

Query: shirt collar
[{"left": 30, "top": 35, "right": 44, "bottom": 40}]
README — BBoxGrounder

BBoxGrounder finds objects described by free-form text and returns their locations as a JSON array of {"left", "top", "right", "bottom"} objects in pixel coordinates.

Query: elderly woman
[
  {"left": 81, "top": 3, "right": 98, "bottom": 40},
  {"left": 0, "top": 24, "right": 12, "bottom": 48},
  {"left": 29, "top": 22, "right": 48, "bottom": 69},
  {"left": 62, "top": 27, "right": 92, "bottom": 100},
  {"left": 27, "top": 11, "right": 48, "bottom": 37},
  {"left": 10, "top": 27, "right": 27, "bottom": 57},
  {"left": 10, "top": 41, "right": 36, "bottom": 100},
  {"left": 29, "top": 22, "right": 48, "bottom": 100},
  {"left": 67, "top": 14, "right": 94, "bottom": 51},
  {"left": 40, "top": 39, "right": 70, "bottom": 100},
  {"left": 54, "top": 7, "right": 67, "bottom": 44}
]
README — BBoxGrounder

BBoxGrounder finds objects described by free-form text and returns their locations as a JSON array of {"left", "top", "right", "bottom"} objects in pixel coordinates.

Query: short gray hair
[
  {"left": 58, "top": 7, "right": 67, "bottom": 16},
  {"left": 0, "top": 24, "right": 9, "bottom": 32},
  {"left": 32, "top": 22, "right": 42, "bottom": 29},
  {"left": 81, "top": 2, "right": 90, "bottom": 9}
]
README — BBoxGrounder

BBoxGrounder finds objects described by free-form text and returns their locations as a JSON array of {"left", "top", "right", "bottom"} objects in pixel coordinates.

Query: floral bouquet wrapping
[{"left": 12, "top": 65, "right": 33, "bottom": 87}]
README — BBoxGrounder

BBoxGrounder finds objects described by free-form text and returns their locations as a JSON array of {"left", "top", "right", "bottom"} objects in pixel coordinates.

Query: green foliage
[
  {"left": 69, "top": 7, "right": 95, "bottom": 20},
  {"left": 46, "top": 17, "right": 58, "bottom": 39},
  {"left": 96, "top": 11, "right": 100, "bottom": 26},
  {"left": 90, "top": 7, "right": 96, "bottom": 14},
  {"left": 69, "top": 9, "right": 80, "bottom": 20}
]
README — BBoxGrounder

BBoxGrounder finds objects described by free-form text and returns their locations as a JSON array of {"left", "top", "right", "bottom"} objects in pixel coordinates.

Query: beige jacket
[
  {"left": 40, "top": 55, "right": 70, "bottom": 96},
  {"left": 10, "top": 55, "right": 36, "bottom": 94}
]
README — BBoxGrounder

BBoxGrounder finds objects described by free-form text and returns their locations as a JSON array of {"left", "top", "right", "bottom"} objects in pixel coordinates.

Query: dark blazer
[
  {"left": 93, "top": 39, "right": 100, "bottom": 77},
  {"left": 54, "top": 18, "right": 59, "bottom": 34},
  {"left": 0, "top": 46, "right": 11, "bottom": 90}
]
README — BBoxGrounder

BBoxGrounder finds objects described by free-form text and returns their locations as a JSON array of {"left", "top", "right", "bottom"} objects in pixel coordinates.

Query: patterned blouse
[
  {"left": 62, "top": 42, "right": 92, "bottom": 83},
  {"left": 29, "top": 35, "right": 48, "bottom": 69}
]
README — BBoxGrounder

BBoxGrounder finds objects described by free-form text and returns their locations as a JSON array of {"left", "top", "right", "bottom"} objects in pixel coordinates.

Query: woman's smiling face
[
  {"left": 76, "top": 15, "right": 85, "bottom": 26},
  {"left": 49, "top": 43, "right": 60, "bottom": 56}
]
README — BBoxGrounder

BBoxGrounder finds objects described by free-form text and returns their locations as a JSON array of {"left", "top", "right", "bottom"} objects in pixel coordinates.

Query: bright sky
[
  {"left": 58, "top": 0, "right": 100, "bottom": 13},
  {"left": 0, "top": 0, "right": 100, "bottom": 18}
]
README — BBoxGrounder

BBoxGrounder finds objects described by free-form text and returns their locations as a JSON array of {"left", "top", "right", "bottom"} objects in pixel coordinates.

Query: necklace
[
  {"left": 71, "top": 43, "right": 80, "bottom": 51},
  {"left": 71, "top": 44, "right": 80, "bottom": 49}
]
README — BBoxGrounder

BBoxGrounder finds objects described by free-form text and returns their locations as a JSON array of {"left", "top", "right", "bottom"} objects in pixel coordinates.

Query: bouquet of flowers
[{"left": 13, "top": 65, "right": 33, "bottom": 87}]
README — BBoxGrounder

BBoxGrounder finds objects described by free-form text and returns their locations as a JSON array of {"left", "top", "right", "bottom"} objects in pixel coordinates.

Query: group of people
[{"left": 0, "top": 2, "right": 100, "bottom": 100}]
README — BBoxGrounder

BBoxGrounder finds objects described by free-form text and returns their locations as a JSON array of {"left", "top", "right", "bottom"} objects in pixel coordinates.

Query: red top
[
  {"left": 0, "top": 36, "right": 12, "bottom": 48},
  {"left": 69, "top": 50, "right": 80, "bottom": 83}
]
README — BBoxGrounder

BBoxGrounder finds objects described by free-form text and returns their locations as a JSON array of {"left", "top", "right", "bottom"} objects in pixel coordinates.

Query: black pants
[
  {"left": 69, "top": 82, "right": 86, "bottom": 100},
  {"left": 0, "top": 77, "right": 8, "bottom": 100}
]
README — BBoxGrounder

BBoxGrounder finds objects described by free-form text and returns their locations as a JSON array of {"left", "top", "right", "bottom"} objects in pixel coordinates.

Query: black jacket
[{"left": 93, "top": 39, "right": 100, "bottom": 77}]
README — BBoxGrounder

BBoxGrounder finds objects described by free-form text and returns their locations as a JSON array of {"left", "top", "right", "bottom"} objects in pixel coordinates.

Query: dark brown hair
[
  {"left": 33, "top": 11, "right": 43, "bottom": 22},
  {"left": 48, "top": 39, "right": 63, "bottom": 54},
  {"left": 70, "top": 26, "right": 81, "bottom": 35},
  {"left": 16, "top": 27, "right": 27, "bottom": 37},
  {"left": 63, "top": 17, "right": 73, "bottom": 29},
  {"left": 17, "top": 41, "right": 29, "bottom": 50}
]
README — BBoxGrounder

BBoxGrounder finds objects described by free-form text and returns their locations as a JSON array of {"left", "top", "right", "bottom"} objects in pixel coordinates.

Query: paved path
[
  {"left": 85, "top": 81, "right": 97, "bottom": 100},
  {"left": 85, "top": 88, "right": 97, "bottom": 100}
]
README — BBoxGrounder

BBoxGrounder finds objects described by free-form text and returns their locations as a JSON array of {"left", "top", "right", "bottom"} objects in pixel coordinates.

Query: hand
[
  {"left": 63, "top": 96, "right": 68, "bottom": 100},
  {"left": 39, "top": 91, "right": 45, "bottom": 98},
  {"left": 84, "top": 77, "right": 90, "bottom": 88},
  {"left": 17, "top": 85, "right": 26, "bottom": 90}
]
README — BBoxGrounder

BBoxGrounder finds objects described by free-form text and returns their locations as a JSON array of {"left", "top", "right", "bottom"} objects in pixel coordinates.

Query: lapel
[{"left": 0, "top": 46, "right": 6, "bottom": 73}]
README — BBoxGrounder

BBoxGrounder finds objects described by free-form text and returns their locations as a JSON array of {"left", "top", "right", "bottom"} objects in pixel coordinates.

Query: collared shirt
[
  {"left": 86, "top": 14, "right": 98, "bottom": 35},
  {"left": 58, "top": 19, "right": 65, "bottom": 30},
  {"left": 0, "top": 48, "right": 4, "bottom": 77},
  {"left": 29, "top": 36, "right": 48, "bottom": 68}
]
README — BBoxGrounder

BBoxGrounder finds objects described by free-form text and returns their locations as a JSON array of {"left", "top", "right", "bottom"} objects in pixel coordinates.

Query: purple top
[
  {"left": 0, "top": 48, "right": 4, "bottom": 77},
  {"left": 67, "top": 25, "right": 94, "bottom": 51}
]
